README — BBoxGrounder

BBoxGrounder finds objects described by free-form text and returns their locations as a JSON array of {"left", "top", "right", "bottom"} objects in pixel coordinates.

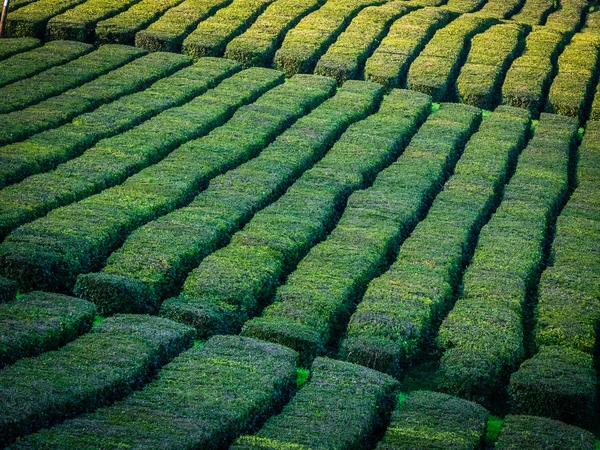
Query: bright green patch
[
  {"left": 296, "top": 368, "right": 309, "bottom": 388},
  {"left": 92, "top": 316, "right": 105, "bottom": 327},
  {"left": 193, "top": 340, "right": 204, "bottom": 348},
  {"left": 486, "top": 415, "right": 504, "bottom": 443}
]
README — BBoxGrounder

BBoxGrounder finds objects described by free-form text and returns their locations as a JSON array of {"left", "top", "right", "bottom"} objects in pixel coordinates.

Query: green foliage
[
  {"left": 296, "top": 368, "right": 309, "bottom": 387},
  {"left": 0, "top": 37, "right": 40, "bottom": 61},
  {"left": 224, "top": 0, "right": 323, "bottom": 68},
  {"left": 5, "top": 0, "right": 88, "bottom": 38},
  {"left": 0, "top": 276, "right": 18, "bottom": 303},
  {"left": 342, "top": 106, "right": 529, "bottom": 376},
  {"left": 477, "top": 0, "right": 523, "bottom": 19},
  {"left": 135, "top": 0, "right": 231, "bottom": 53},
  {"left": 13, "top": 336, "right": 298, "bottom": 449},
  {"left": 182, "top": 0, "right": 276, "bottom": 59},
  {"left": 437, "top": 113, "right": 579, "bottom": 404},
  {"left": 376, "top": 390, "right": 489, "bottom": 449},
  {"left": 0, "top": 40, "right": 91, "bottom": 87},
  {"left": 46, "top": 0, "right": 142, "bottom": 42},
  {"left": 95, "top": 0, "right": 184, "bottom": 45},
  {"left": 0, "top": 291, "right": 96, "bottom": 368},
  {"left": 495, "top": 415, "right": 596, "bottom": 450},
  {"left": 75, "top": 79, "right": 380, "bottom": 317},
  {"left": 512, "top": 0, "right": 554, "bottom": 26},
  {"left": 0, "top": 314, "right": 194, "bottom": 448},
  {"left": 407, "top": 13, "right": 497, "bottom": 101},
  {"left": 509, "top": 346, "right": 597, "bottom": 426},
  {"left": 544, "top": 0, "right": 588, "bottom": 35},
  {"left": 314, "top": 1, "right": 413, "bottom": 84},
  {"left": 232, "top": 357, "right": 399, "bottom": 450},
  {"left": 486, "top": 415, "right": 504, "bottom": 443},
  {"left": 442, "top": 0, "right": 486, "bottom": 13},
  {"left": 364, "top": 7, "right": 453, "bottom": 89},
  {"left": 274, "top": 0, "right": 385, "bottom": 77},
  {"left": 0, "top": 67, "right": 281, "bottom": 293}
]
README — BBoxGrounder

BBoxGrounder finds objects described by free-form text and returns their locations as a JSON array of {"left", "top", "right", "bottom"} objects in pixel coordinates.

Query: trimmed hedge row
[
  {"left": 364, "top": 7, "right": 454, "bottom": 89},
  {"left": 243, "top": 102, "right": 480, "bottom": 364},
  {"left": 512, "top": 0, "right": 554, "bottom": 26},
  {"left": 0, "top": 291, "right": 96, "bottom": 369},
  {"left": 181, "top": 0, "right": 277, "bottom": 59},
  {"left": 456, "top": 23, "right": 527, "bottom": 109},
  {"left": 224, "top": 0, "right": 324, "bottom": 68},
  {"left": 376, "top": 391, "right": 489, "bottom": 450},
  {"left": 273, "top": 0, "right": 385, "bottom": 77},
  {"left": 508, "top": 346, "right": 596, "bottom": 426},
  {"left": 442, "top": 0, "right": 486, "bottom": 13},
  {"left": 0, "top": 40, "right": 91, "bottom": 88},
  {"left": 407, "top": 13, "right": 496, "bottom": 101},
  {"left": 159, "top": 88, "right": 429, "bottom": 339},
  {"left": 46, "top": 0, "right": 143, "bottom": 42},
  {"left": 0, "top": 314, "right": 194, "bottom": 448},
  {"left": 495, "top": 415, "right": 596, "bottom": 450},
  {"left": 4, "top": 0, "right": 88, "bottom": 38},
  {"left": 501, "top": 27, "right": 569, "bottom": 114},
  {"left": 0, "top": 277, "right": 18, "bottom": 304},
  {"left": 0, "top": 37, "right": 40, "bottom": 61},
  {"left": 534, "top": 121, "right": 600, "bottom": 352},
  {"left": 0, "top": 44, "right": 145, "bottom": 115},
  {"left": 313, "top": 2, "right": 414, "bottom": 84},
  {"left": 436, "top": 113, "right": 579, "bottom": 404},
  {"left": 76, "top": 80, "right": 379, "bottom": 315},
  {"left": 0, "top": 57, "right": 240, "bottom": 239},
  {"left": 545, "top": 31, "right": 600, "bottom": 119},
  {"left": 232, "top": 357, "right": 399, "bottom": 450},
  {"left": 0, "top": 50, "right": 191, "bottom": 147},
  {"left": 13, "top": 335, "right": 298, "bottom": 449},
  {"left": 134, "top": 0, "right": 231, "bottom": 53},
  {"left": 95, "top": 0, "right": 185, "bottom": 45},
  {"left": 543, "top": 0, "right": 588, "bottom": 35},
  {"left": 342, "top": 106, "right": 530, "bottom": 376},
  {"left": 8, "top": 0, "right": 40, "bottom": 11},
  {"left": 0, "top": 71, "right": 333, "bottom": 294},
  {"left": 477, "top": 0, "right": 524, "bottom": 19}
]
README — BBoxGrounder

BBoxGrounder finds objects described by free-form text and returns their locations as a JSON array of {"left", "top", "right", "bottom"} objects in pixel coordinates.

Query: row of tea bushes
[
  {"left": 159, "top": 89, "right": 431, "bottom": 338},
  {"left": 364, "top": 7, "right": 454, "bottom": 89},
  {"left": 75, "top": 80, "right": 378, "bottom": 315},
  {"left": 543, "top": 0, "right": 588, "bottom": 35},
  {"left": 342, "top": 106, "right": 530, "bottom": 376},
  {"left": 45, "top": 0, "right": 143, "bottom": 42},
  {"left": 0, "top": 291, "right": 96, "bottom": 369},
  {"left": 512, "top": 0, "right": 554, "bottom": 26},
  {"left": 0, "top": 58, "right": 241, "bottom": 239},
  {"left": 0, "top": 37, "right": 40, "bottom": 61},
  {"left": 95, "top": 0, "right": 185, "bottom": 45},
  {"left": 0, "top": 277, "right": 17, "bottom": 303},
  {"left": 477, "top": 0, "right": 523, "bottom": 19},
  {"left": 12, "top": 336, "right": 298, "bottom": 449},
  {"left": 501, "top": 27, "right": 569, "bottom": 114},
  {"left": 436, "top": 113, "right": 579, "bottom": 404},
  {"left": 273, "top": 0, "right": 385, "bottom": 77},
  {"left": 4, "top": 0, "right": 89, "bottom": 38},
  {"left": 134, "top": 0, "right": 231, "bottom": 52},
  {"left": 224, "top": 0, "right": 324, "bottom": 68},
  {"left": 507, "top": 121, "right": 600, "bottom": 426},
  {"left": 0, "top": 51, "right": 191, "bottom": 147},
  {"left": 242, "top": 102, "right": 480, "bottom": 364},
  {"left": 181, "top": 0, "right": 276, "bottom": 59},
  {"left": 0, "top": 315, "right": 194, "bottom": 447},
  {"left": 545, "top": 31, "right": 600, "bottom": 120},
  {"left": 232, "top": 357, "right": 399, "bottom": 449},
  {"left": 442, "top": 0, "right": 486, "bottom": 13},
  {"left": 313, "top": 1, "right": 413, "bottom": 84},
  {"left": 0, "top": 40, "right": 91, "bottom": 88},
  {"left": 456, "top": 23, "right": 527, "bottom": 109},
  {"left": 406, "top": 13, "right": 496, "bottom": 101},
  {"left": 0, "top": 44, "right": 144, "bottom": 115},
  {"left": 0, "top": 72, "right": 331, "bottom": 294}
]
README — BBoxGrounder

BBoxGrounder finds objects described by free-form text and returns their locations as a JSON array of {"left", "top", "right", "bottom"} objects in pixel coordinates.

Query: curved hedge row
[
  {"left": 0, "top": 57, "right": 237, "bottom": 243},
  {"left": 243, "top": 102, "right": 479, "bottom": 364},
  {"left": 364, "top": 7, "right": 454, "bottom": 89},
  {"left": 232, "top": 357, "right": 399, "bottom": 449},
  {"left": 0, "top": 37, "right": 40, "bottom": 61},
  {"left": 159, "top": 88, "right": 429, "bottom": 339},
  {"left": 75, "top": 79, "right": 379, "bottom": 316},
  {"left": 437, "top": 113, "right": 578, "bottom": 404},
  {"left": 12, "top": 336, "right": 298, "bottom": 449},
  {"left": 0, "top": 314, "right": 194, "bottom": 448},
  {"left": 224, "top": 0, "right": 324, "bottom": 68},
  {"left": 0, "top": 51, "right": 190, "bottom": 147},
  {"left": 512, "top": 0, "right": 554, "bottom": 26},
  {"left": 342, "top": 106, "right": 530, "bottom": 376},
  {"left": 0, "top": 291, "right": 96, "bottom": 369}
]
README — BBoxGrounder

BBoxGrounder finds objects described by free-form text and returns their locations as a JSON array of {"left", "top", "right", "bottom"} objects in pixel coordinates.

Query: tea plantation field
[{"left": 0, "top": 0, "right": 599, "bottom": 448}]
